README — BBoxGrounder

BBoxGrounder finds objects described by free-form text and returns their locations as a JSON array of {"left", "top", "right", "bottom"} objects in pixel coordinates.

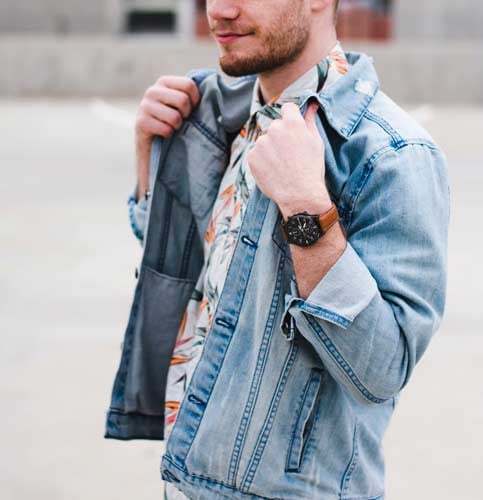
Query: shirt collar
[
  {"left": 205, "top": 50, "right": 379, "bottom": 140},
  {"left": 249, "top": 40, "right": 349, "bottom": 117}
]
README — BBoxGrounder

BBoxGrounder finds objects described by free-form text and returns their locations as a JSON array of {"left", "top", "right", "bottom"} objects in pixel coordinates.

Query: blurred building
[
  {"left": 0, "top": 0, "right": 392, "bottom": 39},
  {"left": 1, "top": 0, "right": 482, "bottom": 101},
  {"left": 395, "top": 0, "right": 483, "bottom": 40},
  {"left": 0, "top": 0, "right": 196, "bottom": 37},
  {"left": 1, "top": 0, "right": 482, "bottom": 41}
]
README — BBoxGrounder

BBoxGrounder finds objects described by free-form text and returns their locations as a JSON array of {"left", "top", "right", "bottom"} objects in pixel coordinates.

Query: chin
[{"left": 219, "top": 54, "right": 260, "bottom": 77}]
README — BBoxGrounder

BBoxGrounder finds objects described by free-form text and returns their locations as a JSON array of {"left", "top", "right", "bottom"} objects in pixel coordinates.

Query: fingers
[
  {"left": 280, "top": 102, "right": 303, "bottom": 121},
  {"left": 146, "top": 85, "right": 193, "bottom": 119},
  {"left": 144, "top": 101, "right": 184, "bottom": 131},
  {"left": 156, "top": 75, "right": 200, "bottom": 108},
  {"left": 303, "top": 102, "right": 320, "bottom": 135},
  {"left": 137, "top": 75, "right": 201, "bottom": 140},
  {"left": 137, "top": 114, "right": 175, "bottom": 139},
  {"left": 278, "top": 101, "right": 319, "bottom": 136}
]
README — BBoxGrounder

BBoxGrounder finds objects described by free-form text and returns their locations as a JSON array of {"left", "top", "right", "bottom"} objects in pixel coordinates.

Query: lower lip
[{"left": 216, "top": 34, "right": 250, "bottom": 45}]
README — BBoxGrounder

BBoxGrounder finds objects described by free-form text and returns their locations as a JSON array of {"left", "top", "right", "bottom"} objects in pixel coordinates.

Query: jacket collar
[
  {"left": 189, "top": 51, "right": 379, "bottom": 142},
  {"left": 302, "top": 51, "right": 380, "bottom": 139}
]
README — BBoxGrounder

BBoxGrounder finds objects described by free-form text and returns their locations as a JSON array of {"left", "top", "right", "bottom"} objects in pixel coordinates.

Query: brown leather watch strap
[{"left": 318, "top": 203, "right": 339, "bottom": 234}]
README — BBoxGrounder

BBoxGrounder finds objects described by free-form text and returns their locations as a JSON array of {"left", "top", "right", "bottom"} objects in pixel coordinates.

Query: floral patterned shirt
[{"left": 163, "top": 42, "right": 349, "bottom": 443}]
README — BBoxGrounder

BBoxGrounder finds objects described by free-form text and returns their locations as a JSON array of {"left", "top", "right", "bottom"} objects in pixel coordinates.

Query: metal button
[
  {"left": 241, "top": 234, "right": 257, "bottom": 248},
  {"left": 187, "top": 394, "right": 205, "bottom": 406},
  {"left": 215, "top": 317, "right": 234, "bottom": 329},
  {"left": 281, "top": 314, "right": 296, "bottom": 341}
]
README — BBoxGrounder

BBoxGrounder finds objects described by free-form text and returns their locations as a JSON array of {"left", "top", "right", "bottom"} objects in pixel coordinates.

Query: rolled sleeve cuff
[
  {"left": 281, "top": 242, "right": 378, "bottom": 334},
  {"left": 127, "top": 188, "right": 148, "bottom": 244}
]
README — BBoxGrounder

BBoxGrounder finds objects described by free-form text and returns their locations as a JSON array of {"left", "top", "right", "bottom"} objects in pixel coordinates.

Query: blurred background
[{"left": 1, "top": 1, "right": 482, "bottom": 500}]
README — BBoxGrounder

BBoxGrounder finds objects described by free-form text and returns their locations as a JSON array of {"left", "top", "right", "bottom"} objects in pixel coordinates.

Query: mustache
[{"left": 210, "top": 23, "right": 256, "bottom": 35}]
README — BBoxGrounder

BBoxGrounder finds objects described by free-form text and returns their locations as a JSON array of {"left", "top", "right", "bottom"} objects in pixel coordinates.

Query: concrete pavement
[{"left": 0, "top": 99, "right": 482, "bottom": 500}]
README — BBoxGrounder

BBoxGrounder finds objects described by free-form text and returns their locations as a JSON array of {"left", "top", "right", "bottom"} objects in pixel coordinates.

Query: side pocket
[
  {"left": 340, "top": 418, "right": 359, "bottom": 500},
  {"left": 285, "top": 368, "right": 325, "bottom": 472},
  {"left": 124, "top": 265, "right": 195, "bottom": 415}
]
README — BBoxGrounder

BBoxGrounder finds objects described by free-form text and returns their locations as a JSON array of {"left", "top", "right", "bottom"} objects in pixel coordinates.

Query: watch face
[{"left": 285, "top": 212, "right": 323, "bottom": 247}]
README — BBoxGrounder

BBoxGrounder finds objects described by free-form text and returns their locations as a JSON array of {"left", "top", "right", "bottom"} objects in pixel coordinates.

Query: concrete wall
[
  {"left": 2, "top": 0, "right": 483, "bottom": 41},
  {"left": 0, "top": 0, "right": 124, "bottom": 34},
  {"left": 0, "top": 36, "right": 482, "bottom": 103},
  {"left": 0, "top": 0, "right": 192, "bottom": 35},
  {"left": 395, "top": 0, "right": 483, "bottom": 40}
]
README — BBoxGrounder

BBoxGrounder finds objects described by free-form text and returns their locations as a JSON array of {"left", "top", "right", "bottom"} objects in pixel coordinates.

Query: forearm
[
  {"left": 278, "top": 196, "right": 347, "bottom": 300},
  {"left": 135, "top": 139, "right": 151, "bottom": 201},
  {"left": 278, "top": 144, "right": 450, "bottom": 405}
]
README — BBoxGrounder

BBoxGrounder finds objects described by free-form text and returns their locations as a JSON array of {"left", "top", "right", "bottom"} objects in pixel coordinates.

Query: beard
[{"left": 217, "top": 9, "right": 310, "bottom": 77}]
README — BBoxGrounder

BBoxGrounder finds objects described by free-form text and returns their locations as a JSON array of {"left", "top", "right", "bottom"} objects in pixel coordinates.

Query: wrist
[
  {"left": 278, "top": 190, "right": 332, "bottom": 221},
  {"left": 135, "top": 182, "right": 151, "bottom": 203}
]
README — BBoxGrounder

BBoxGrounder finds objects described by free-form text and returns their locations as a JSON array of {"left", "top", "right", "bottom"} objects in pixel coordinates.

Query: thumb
[{"left": 304, "top": 101, "right": 320, "bottom": 136}]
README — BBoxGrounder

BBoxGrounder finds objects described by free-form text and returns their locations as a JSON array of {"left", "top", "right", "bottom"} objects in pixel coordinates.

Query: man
[{"left": 105, "top": 1, "right": 450, "bottom": 499}]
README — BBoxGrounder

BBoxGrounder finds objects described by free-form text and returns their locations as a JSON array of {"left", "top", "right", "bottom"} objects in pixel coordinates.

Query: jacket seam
[
  {"left": 143, "top": 134, "right": 175, "bottom": 263},
  {"left": 345, "top": 145, "right": 392, "bottom": 228},
  {"left": 228, "top": 253, "right": 285, "bottom": 486},
  {"left": 285, "top": 367, "right": 316, "bottom": 472},
  {"left": 285, "top": 368, "right": 324, "bottom": 472},
  {"left": 363, "top": 110, "right": 404, "bottom": 147},
  {"left": 304, "top": 315, "right": 388, "bottom": 404},
  {"left": 297, "top": 370, "right": 326, "bottom": 469},
  {"left": 340, "top": 419, "right": 359, "bottom": 499},
  {"left": 299, "top": 301, "right": 352, "bottom": 328},
  {"left": 162, "top": 454, "right": 274, "bottom": 500},
  {"left": 179, "top": 218, "right": 197, "bottom": 279},
  {"left": 345, "top": 141, "right": 439, "bottom": 229},
  {"left": 190, "top": 117, "right": 227, "bottom": 153},
  {"left": 158, "top": 189, "right": 173, "bottom": 272},
  {"left": 240, "top": 340, "right": 300, "bottom": 491},
  {"left": 111, "top": 271, "right": 144, "bottom": 413},
  {"left": 179, "top": 196, "right": 272, "bottom": 463},
  {"left": 345, "top": 91, "right": 378, "bottom": 137}
]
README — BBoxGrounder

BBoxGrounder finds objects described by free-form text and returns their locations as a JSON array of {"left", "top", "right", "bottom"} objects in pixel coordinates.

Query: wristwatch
[{"left": 281, "top": 203, "right": 339, "bottom": 247}]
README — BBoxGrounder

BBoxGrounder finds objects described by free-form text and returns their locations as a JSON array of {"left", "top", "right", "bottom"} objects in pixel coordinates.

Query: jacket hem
[
  {"left": 160, "top": 454, "right": 385, "bottom": 500},
  {"left": 104, "top": 409, "right": 164, "bottom": 441},
  {"left": 161, "top": 454, "right": 275, "bottom": 499}
]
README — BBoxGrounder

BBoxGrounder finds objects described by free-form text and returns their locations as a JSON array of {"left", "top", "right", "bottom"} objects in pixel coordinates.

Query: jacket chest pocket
[{"left": 285, "top": 368, "right": 325, "bottom": 472}]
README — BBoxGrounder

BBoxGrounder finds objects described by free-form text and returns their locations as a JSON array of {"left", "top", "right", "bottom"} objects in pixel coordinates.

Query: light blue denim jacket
[{"left": 105, "top": 51, "right": 450, "bottom": 500}]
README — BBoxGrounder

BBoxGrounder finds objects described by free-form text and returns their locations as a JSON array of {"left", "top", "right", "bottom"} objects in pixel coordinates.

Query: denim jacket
[{"left": 104, "top": 51, "right": 450, "bottom": 500}]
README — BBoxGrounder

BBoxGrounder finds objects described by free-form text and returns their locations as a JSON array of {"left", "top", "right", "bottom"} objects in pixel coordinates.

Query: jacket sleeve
[
  {"left": 126, "top": 135, "right": 164, "bottom": 246},
  {"left": 127, "top": 190, "right": 148, "bottom": 246},
  {"left": 281, "top": 143, "right": 451, "bottom": 405}
]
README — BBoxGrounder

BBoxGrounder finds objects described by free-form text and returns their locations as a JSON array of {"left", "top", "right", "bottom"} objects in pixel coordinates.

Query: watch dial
[{"left": 286, "top": 214, "right": 323, "bottom": 247}]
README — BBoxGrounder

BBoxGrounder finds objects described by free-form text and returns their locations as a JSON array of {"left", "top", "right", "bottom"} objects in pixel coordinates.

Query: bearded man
[{"left": 105, "top": 1, "right": 450, "bottom": 499}]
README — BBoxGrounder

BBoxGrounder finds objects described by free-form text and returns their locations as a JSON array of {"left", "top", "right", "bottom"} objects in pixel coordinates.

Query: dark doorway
[{"left": 126, "top": 10, "right": 176, "bottom": 33}]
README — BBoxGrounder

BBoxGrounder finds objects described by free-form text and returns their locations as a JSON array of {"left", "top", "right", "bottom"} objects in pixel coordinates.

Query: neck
[{"left": 258, "top": 29, "right": 337, "bottom": 103}]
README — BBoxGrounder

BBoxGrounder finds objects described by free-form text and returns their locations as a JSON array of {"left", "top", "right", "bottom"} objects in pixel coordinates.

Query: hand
[
  {"left": 134, "top": 75, "right": 200, "bottom": 200},
  {"left": 246, "top": 101, "right": 332, "bottom": 215}
]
